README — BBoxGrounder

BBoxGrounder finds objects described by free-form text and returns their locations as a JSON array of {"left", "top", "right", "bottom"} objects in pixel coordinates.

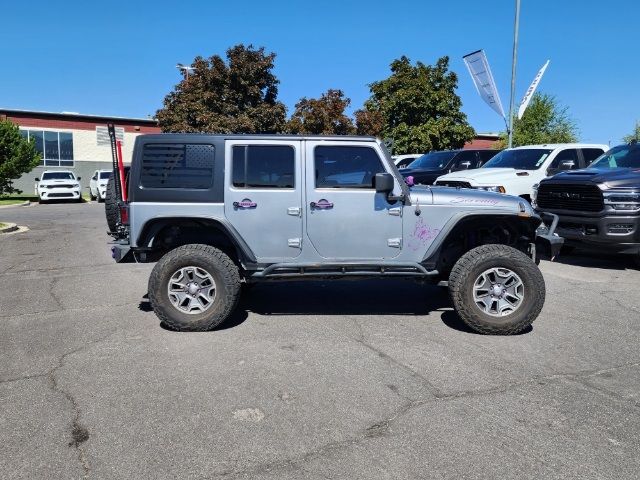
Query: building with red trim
[{"left": 1, "top": 109, "right": 160, "bottom": 193}]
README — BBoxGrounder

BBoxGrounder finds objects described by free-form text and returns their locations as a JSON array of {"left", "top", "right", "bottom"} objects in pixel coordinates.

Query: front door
[
  {"left": 225, "top": 140, "right": 303, "bottom": 263},
  {"left": 304, "top": 141, "right": 403, "bottom": 260}
]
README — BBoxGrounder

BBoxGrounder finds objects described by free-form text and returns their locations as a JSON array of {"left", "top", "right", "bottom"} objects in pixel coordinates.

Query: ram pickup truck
[
  {"left": 534, "top": 142, "right": 640, "bottom": 265},
  {"left": 435, "top": 144, "right": 607, "bottom": 202},
  {"left": 108, "top": 134, "right": 562, "bottom": 335}
]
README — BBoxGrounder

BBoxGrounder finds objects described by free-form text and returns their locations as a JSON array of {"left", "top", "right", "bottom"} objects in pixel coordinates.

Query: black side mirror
[
  {"left": 77, "top": 177, "right": 81, "bottom": 181},
  {"left": 35, "top": 178, "right": 40, "bottom": 182},
  {"left": 374, "top": 173, "right": 395, "bottom": 194}
]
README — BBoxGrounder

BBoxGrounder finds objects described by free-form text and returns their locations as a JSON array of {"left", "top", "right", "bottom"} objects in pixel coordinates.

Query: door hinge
[
  {"left": 288, "top": 238, "right": 302, "bottom": 248},
  {"left": 287, "top": 206, "right": 302, "bottom": 217},
  {"left": 389, "top": 207, "right": 402, "bottom": 216},
  {"left": 387, "top": 238, "right": 402, "bottom": 248}
]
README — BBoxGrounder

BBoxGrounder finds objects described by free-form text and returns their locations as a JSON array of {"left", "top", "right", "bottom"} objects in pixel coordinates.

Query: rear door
[
  {"left": 304, "top": 141, "right": 403, "bottom": 260},
  {"left": 225, "top": 140, "right": 303, "bottom": 262}
]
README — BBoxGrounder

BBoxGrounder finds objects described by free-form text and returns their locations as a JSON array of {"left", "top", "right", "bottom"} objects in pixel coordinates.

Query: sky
[{"left": 2, "top": 0, "right": 638, "bottom": 145}]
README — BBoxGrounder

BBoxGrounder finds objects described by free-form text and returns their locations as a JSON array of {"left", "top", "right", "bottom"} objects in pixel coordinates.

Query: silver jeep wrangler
[{"left": 109, "top": 134, "right": 561, "bottom": 335}]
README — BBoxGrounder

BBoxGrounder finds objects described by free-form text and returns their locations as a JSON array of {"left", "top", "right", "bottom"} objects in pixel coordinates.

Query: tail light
[{"left": 119, "top": 204, "right": 129, "bottom": 225}]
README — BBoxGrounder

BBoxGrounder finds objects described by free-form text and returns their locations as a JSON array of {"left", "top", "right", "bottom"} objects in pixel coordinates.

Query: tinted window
[
  {"left": 315, "top": 146, "right": 385, "bottom": 188},
  {"left": 408, "top": 151, "right": 457, "bottom": 170},
  {"left": 232, "top": 145, "right": 295, "bottom": 188},
  {"left": 483, "top": 149, "right": 552, "bottom": 170},
  {"left": 549, "top": 149, "right": 579, "bottom": 169},
  {"left": 451, "top": 151, "right": 478, "bottom": 170},
  {"left": 478, "top": 150, "right": 499, "bottom": 164},
  {"left": 42, "top": 172, "right": 75, "bottom": 180},
  {"left": 99, "top": 171, "right": 112, "bottom": 179},
  {"left": 590, "top": 144, "right": 640, "bottom": 169},
  {"left": 582, "top": 148, "right": 605, "bottom": 165},
  {"left": 140, "top": 144, "right": 215, "bottom": 189},
  {"left": 397, "top": 157, "right": 417, "bottom": 168}
]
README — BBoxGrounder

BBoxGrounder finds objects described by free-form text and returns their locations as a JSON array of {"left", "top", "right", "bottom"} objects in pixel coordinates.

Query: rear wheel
[
  {"left": 148, "top": 244, "right": 241, "bottom": 332},
  {"left": 448, "top": 244, "right": 545, "bottom": 335}
]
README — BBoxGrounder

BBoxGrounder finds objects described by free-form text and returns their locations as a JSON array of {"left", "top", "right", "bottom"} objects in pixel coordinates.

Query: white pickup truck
[{"left": 434, "top": 144, "right": 608, "bottom": 201}]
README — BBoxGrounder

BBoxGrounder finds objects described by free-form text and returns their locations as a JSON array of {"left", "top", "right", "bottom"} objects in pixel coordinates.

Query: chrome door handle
[
  {"left": 233, "top": 199, "right": 257, "bottom": 209},
  {"left": 310, "top": 199, "right": 334, "bottom": 209}
]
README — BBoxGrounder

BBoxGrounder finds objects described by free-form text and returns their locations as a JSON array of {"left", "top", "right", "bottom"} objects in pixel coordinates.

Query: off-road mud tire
[
  {"left": 148, "top": 244, "right": 241, "bottom": 332},
  {"left": 449, "top": 244, "right": 545, "bottom": 335}
]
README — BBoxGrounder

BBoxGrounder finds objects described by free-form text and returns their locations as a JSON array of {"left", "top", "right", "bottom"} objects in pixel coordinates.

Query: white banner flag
[
  {"left": 517, "top": 60, "right": 550, "bottom": 119},
  {"left": 463, "top": 50, "right": 505, "bottom": 119}
]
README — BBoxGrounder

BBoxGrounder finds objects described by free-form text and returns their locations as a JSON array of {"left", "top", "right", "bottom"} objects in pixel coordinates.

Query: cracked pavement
[{"left": 1, "top": 202, "right": 639, "bottom": 479}]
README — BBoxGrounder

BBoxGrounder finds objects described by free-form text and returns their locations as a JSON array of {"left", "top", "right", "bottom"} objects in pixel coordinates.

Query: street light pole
[{"left": 508, "top": 0, "right": 521, "bottom": 148}]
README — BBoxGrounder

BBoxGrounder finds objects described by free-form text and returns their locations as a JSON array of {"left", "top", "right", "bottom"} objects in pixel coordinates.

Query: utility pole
[{"left": 507, "top": 0, "right": 521, "bottom": 148}]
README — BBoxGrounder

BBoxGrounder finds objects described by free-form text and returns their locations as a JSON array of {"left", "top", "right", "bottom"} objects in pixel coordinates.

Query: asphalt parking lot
[{"left": 1, "top": 201, "right": 639, "bottom": 479}]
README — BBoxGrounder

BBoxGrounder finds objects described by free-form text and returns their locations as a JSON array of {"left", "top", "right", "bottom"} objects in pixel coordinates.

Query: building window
[{"left": 20, "top": 129, "right": 74, "bottom": 167}]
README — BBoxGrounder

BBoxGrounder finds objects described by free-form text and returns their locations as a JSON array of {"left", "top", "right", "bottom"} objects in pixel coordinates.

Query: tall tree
[
  {"left": 156, "top": 44, "right": 287, "bottom": 133},
  {"left": 622, "top": 121, "right": 639, "bottom": 143},
  {"left": 497, "top": 93, "right": 578, "bottom": 148},
  {"left": 0, "top": 120, "right": 41, "bottom": 196},
  {"left": 286, "top": 89, "right": 355, "bottom": 135},
  {"left": 354, "top": 56, "right": 475, "bottom": 154}
]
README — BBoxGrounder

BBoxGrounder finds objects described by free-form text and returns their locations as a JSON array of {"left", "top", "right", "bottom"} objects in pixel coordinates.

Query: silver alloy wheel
[
  {"left": 167, "top": 266, "right": 216, "bottom": 314},
  {"left": 472, "top": 267, "right": 524, "bottom": 317}
]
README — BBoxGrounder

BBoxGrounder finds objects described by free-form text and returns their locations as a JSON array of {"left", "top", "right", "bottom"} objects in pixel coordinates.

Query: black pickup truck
[{"left": 534, "top": 142, "right": 640, "bottom": 264}]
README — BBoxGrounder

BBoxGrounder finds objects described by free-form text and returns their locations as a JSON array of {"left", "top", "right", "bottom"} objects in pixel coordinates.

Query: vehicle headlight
[
  {"left": 478, "top": 185, "right": 506, "bottom": 193},
  {"left": 603, "top": 189, "right": 640, "bottom": 211}
]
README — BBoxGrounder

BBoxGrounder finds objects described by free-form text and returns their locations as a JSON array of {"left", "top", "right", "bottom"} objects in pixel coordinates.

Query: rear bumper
[{"left": 111, "top": 243, "right": 135, "bottom": 263}]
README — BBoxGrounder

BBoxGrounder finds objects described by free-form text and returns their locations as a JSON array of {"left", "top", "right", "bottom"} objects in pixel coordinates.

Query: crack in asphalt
[
  {"left": 215, "top": 354, "right": 640, "bottom": 478},
  {"left": 41, "top": 334, "right": 115, "bottom": 479},
  {"left": 48, "top": 277, "right": 64, "bottom": 311}
]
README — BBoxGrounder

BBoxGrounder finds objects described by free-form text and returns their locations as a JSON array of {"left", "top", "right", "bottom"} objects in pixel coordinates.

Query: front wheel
[
  {"left": 148, "top": 244, "right": 241, "bottom": 331},
  {"left": 448, "top": 244, "right": 545, "bottom": 335}
]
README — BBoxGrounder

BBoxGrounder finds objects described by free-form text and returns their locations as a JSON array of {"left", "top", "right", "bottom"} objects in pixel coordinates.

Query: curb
[
  {"left": 0, "top": 200, "right": 31, "bottom": 209},
  {"left": 0, "top": 222, "right": 19, "bottom": 234}
]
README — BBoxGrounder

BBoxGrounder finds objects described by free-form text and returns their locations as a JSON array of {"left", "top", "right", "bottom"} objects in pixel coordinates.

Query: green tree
[
  {"left": 156, "top": 44, "right": 286, "bottom": 133},
  {"left": 354, "top": 56, "right": 475, "bottom": 154},
  {"left": 286, "top": 89, "right": 356, "bottom": 135},
  {"left": 622, "top": 121, "right": 639, "bottom": 143},
  {"left": 497, "top": 93, "right": 578, "bottom": 148},
  {"left": 0, "top": 120, "right": 41, "bottom": 196}
]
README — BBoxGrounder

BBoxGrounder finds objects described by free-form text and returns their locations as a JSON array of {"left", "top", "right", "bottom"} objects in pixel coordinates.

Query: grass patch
[
  {"left": 0, "top": 222, "right": 6, "bottom": 229},
  {"left": 0, "top": 195, "right": 38, "bottom": 206}
]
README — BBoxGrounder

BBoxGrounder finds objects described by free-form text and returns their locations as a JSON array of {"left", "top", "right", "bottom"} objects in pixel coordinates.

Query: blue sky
[{"left": 2, "top": 0, "right": 638, "bottom": 144}]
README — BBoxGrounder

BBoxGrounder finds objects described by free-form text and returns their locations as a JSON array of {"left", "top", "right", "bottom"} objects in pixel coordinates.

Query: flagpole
[{"left": 508, "top": 0, "right": 521, "bottom": 148}]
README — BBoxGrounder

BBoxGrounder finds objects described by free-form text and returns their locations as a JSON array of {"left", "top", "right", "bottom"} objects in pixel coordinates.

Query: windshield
[
  {"left": 99, "top": 171, "right": 112, "bottom": 180},
  {"left": 589, "top": 144, "right": 640, "bottom": 169},
  {"left": 42, "top": 172, "right": 75, "bottom": 180},
  {"left": 482, "top": 149, "right": 552, "bottom": 170},
  {"left": 407, "top": 151, "right": 457, "bottom": 169}
]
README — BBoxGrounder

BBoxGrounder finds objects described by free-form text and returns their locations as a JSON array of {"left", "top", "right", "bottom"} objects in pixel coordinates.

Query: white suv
[
  {"left": 89, "top": 169, "right": 112, "bottom": 202},
  {"left": 434, "top": 144, "right": 607, "bottom": 201},
  {"left": 35, "top": 170, "right": 82, "bottom": 203}
]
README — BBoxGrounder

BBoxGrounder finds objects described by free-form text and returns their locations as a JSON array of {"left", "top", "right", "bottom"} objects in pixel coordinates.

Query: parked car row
[
  {"left": 398, "top": 141, "right": 639, "bottom": 265},
  {"left": 34, "top": 168, "right": 113, "bottom": 203}
]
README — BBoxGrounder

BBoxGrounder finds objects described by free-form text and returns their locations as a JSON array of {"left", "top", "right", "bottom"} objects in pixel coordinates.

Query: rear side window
[
  {"left": 140, "top": 144, "right": 215, "bottom": 189},
  {"left": 582, "top": 148, "right": 605, "bottom": 165},
  {"left": 232, "top": 145, "right": 295, "bottom": 188},
  {"left": 315, "top": 146, "right": 385, "bottom": 188}
]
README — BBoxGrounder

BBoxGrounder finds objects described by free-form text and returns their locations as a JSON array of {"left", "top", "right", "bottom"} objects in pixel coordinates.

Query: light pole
[
  {"left": 507, "top": 0, "right": 521, "bottom": 148},
  {"left": 176, "top": 63, "right": 195, "bottom": 81}
]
